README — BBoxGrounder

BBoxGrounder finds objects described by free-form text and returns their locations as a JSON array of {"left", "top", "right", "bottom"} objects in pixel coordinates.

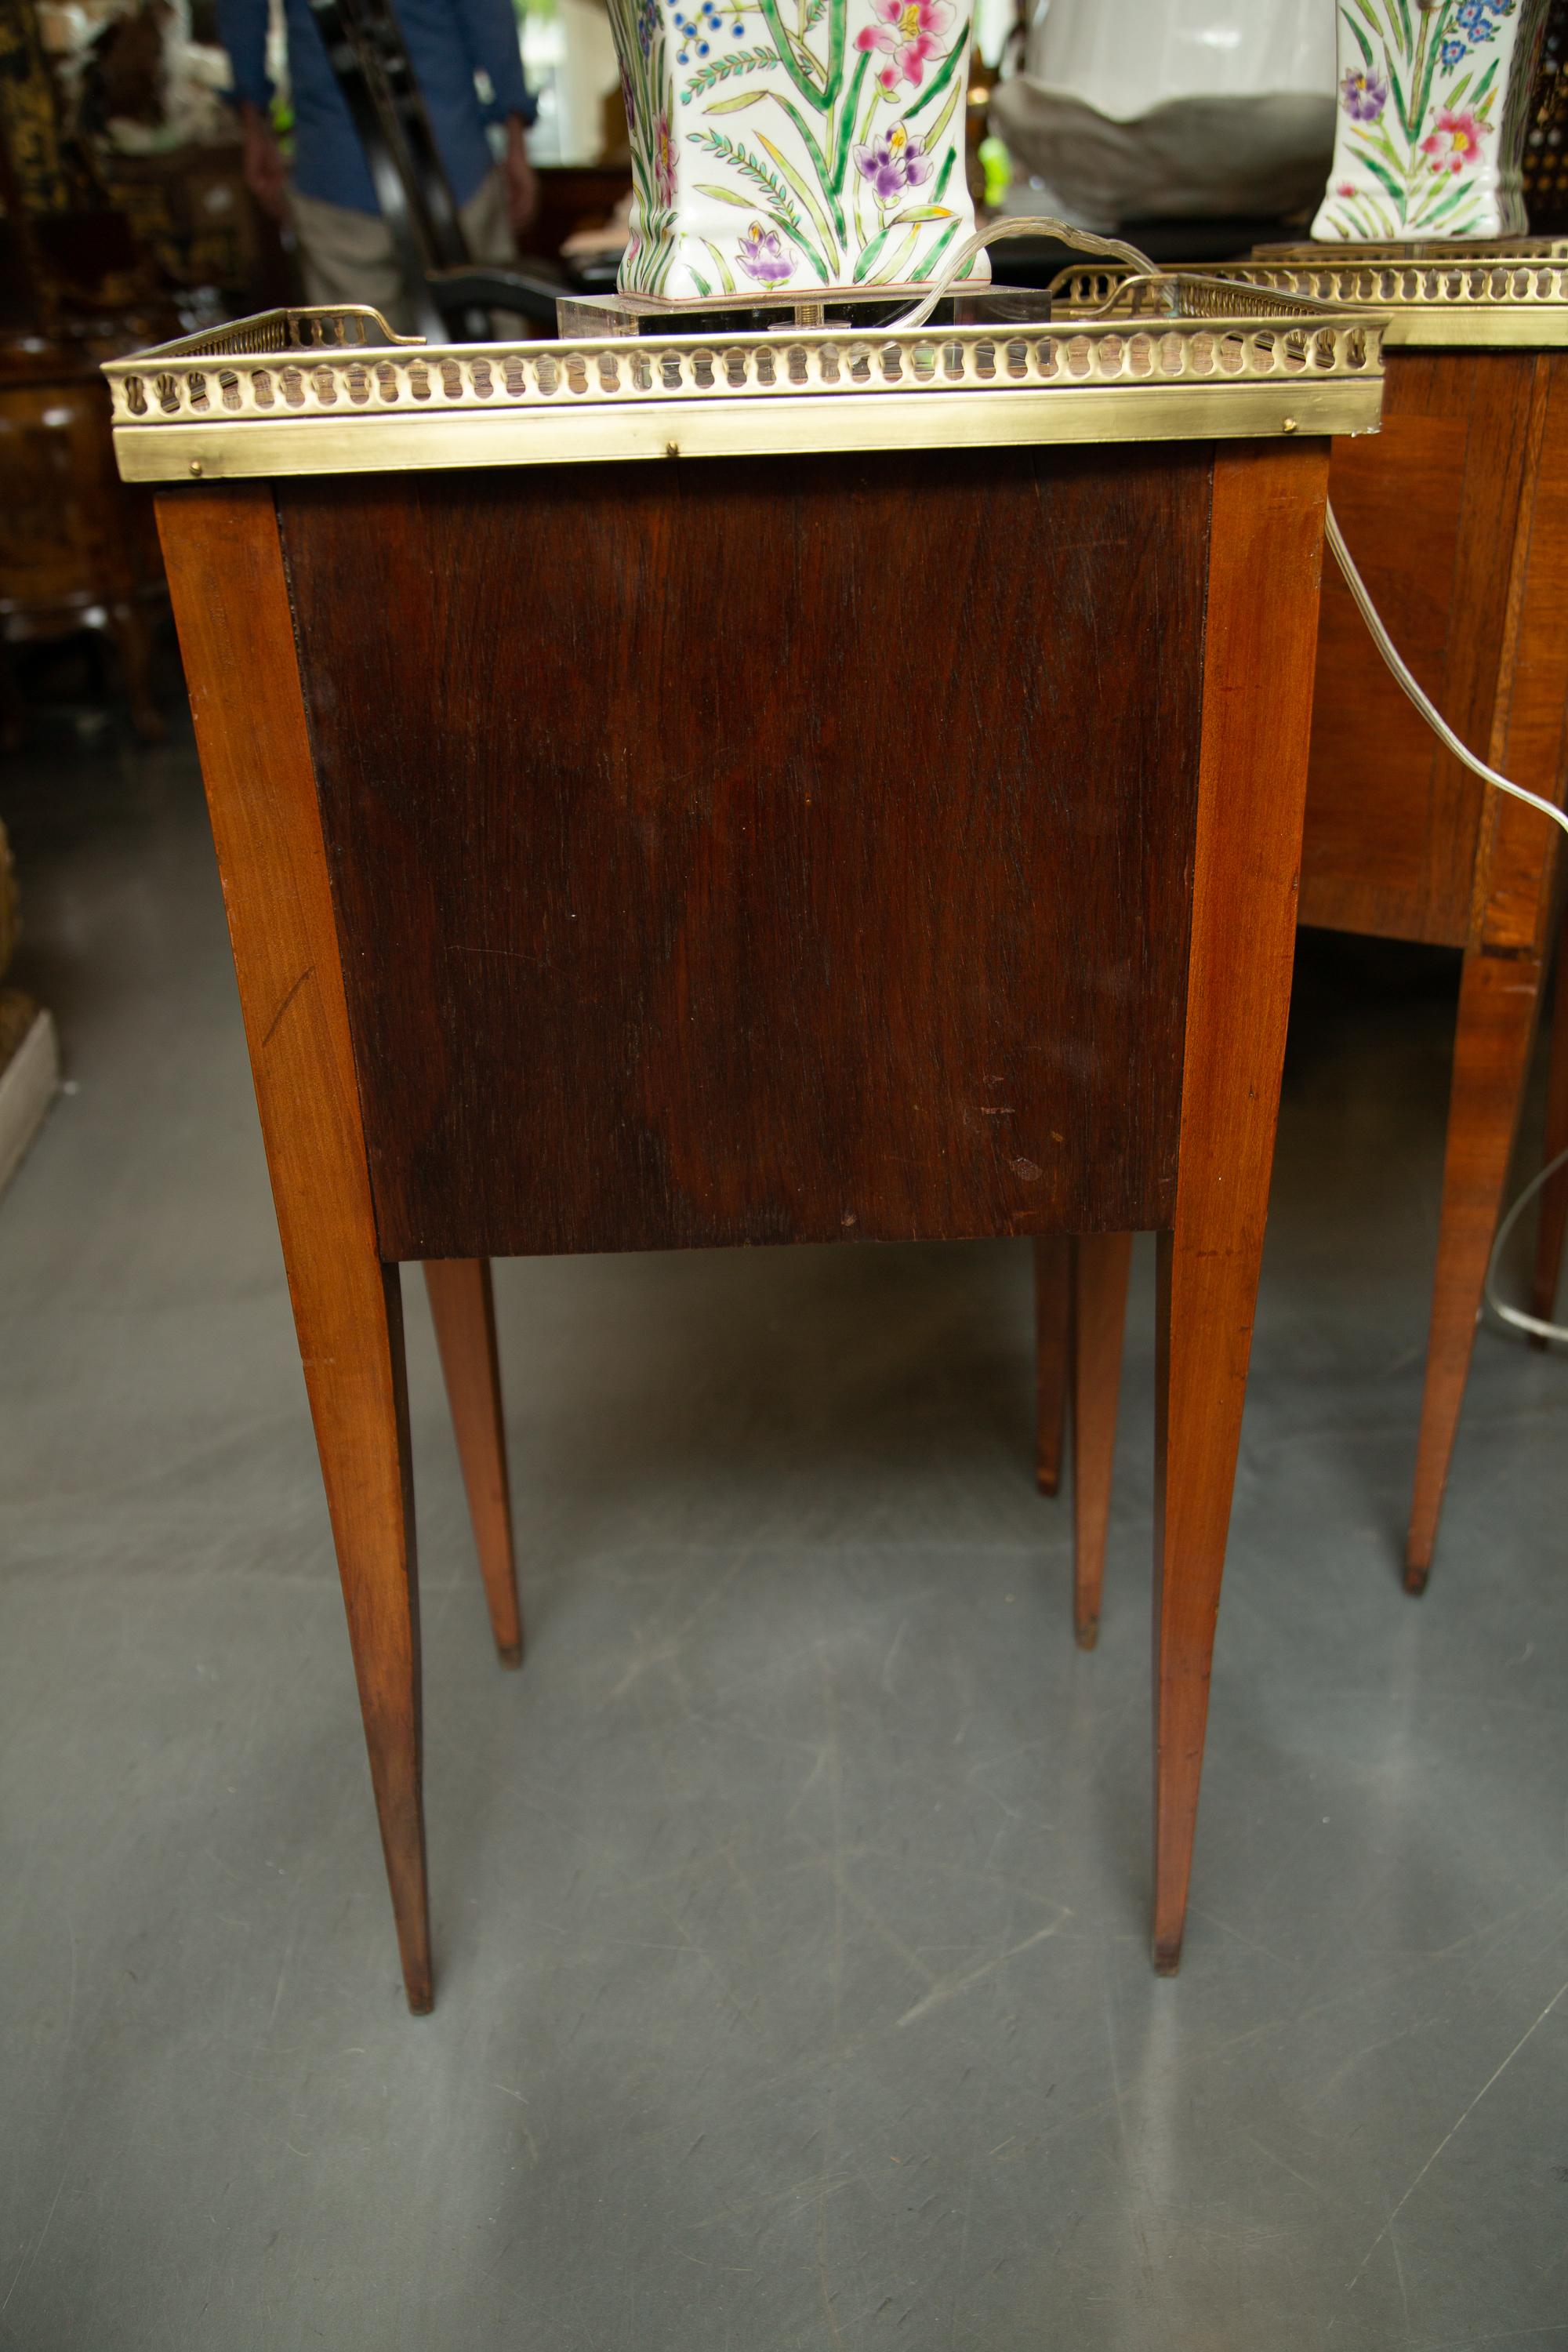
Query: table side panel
[
  {"left": 1300, "top": 348, "right": 1537, "bottom": 946},
  {"left": 277, "top": 448, "right": 1210, "bottom": 1259},
  {"left": 1477, "top": 352, "right": 1568, "bottom": 953}
]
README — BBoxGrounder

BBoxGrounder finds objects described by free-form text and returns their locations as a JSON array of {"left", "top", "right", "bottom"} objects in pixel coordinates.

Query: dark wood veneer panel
[
  {"left": 278, "top": 446, "right": 1209, "bottom": 1259},
  {"left": 1301, "top": 347, "right": 1537, "bottom": 946}
]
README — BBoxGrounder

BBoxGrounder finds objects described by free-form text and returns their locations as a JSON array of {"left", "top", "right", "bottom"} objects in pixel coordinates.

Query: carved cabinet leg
[
  {"left": 1406, "top": 945, "right": 1545, "bottom": 1589},
  {"left": 1152, "top": 439, "right": 1328, "bottom": 1973},
  {"left": 424, "top": 1258, "right": 524, "bottom": 1666},
  {"left": 158, "top": 484, "right": 432, "bottom": 2012},
  {"left": 1528, "top": 908, "right": 1568, "bottom": 1341},
  {"left": 1070, "top": 1233, "right": 1132, "bottom": 1651},
  {"left": 1033, "top": 1236, "right": 1070, "bottom": 1496}
]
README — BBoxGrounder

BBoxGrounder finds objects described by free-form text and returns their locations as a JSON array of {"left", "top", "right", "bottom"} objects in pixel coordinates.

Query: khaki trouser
[{"left": 290, "top": 165, "right": 517, "bottom": 335}]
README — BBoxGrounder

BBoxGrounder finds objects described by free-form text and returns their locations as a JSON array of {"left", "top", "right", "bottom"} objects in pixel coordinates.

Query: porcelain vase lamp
[
  {"left": 605, "top": 0, "right": 985, "bottom": 299},
  {"left": 1313, "top": 0, "right": 1552, "bottom": 240}
]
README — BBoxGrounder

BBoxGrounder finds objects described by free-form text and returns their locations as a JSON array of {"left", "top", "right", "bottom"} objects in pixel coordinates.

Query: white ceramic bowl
[{"left": 990, "top": 0, "right": 1336, "bottom": 228}]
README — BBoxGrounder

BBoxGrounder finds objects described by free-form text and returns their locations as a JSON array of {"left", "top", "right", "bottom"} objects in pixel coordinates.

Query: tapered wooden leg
[
  {"left": 1033, "top": 1237, "right": 1071, "bottom": 1495},
  {"left": 159, "top": 485, "right": 431, "bottom": 2012},
  {"left": 423, "top": 1258, "right": 523, "bottom": 1665},
  {"left": 1406, "top": 946, "right": 1546, "bottom": 1590},
  {"left": 1528, "top": 909, "right": 1568, "bottom": 1342},
  {"left": 1070, "top": 1233, "right": 1131, "bottom": 1651},
  {"left": 1152, "top": 438, "right": 1329, "bottom": 1975}
]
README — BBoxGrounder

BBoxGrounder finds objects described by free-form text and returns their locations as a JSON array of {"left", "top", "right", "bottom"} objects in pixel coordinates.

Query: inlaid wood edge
[
  {"left": 1152, "top": 435, "right": 1333, "bottom": 1973},
  {"left": 156, "top": 484, "right": 431, "bottom": 2009},
  {"left": 1475, "top": 353, "right": 1568, "bottom": 952}
]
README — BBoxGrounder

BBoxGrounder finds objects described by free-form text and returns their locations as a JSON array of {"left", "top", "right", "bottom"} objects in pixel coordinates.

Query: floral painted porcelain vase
[
  {"left": 1313, "top": 0, "right": 1552, "bottom": 240},
  {"left": 604, "top": 0, "right": 985, "bottom": 299}
]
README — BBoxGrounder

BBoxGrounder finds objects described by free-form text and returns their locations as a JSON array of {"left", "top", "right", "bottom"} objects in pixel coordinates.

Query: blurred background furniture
[
  {"left": 0, "top": 817, "right": 59, "bottom": 1192},
  {"left": 0, "top": 0, "right": 181, "bottom": 741}
]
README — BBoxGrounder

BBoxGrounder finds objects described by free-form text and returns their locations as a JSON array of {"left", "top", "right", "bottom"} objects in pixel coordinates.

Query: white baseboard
[{"left": 0, "top": 1008, "right": 60, "bottom": 1199}]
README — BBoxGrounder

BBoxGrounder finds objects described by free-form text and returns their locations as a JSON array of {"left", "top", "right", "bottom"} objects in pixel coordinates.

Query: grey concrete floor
[{"left": 2, "top": 717, "right": 1566, "bottom": 2352}]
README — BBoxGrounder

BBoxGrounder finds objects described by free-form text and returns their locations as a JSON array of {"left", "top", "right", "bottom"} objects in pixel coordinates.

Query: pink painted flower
[
  {"left": 855, "top": 0, "right": 954, "bottom": 93},
  {"left": 1419, "top": 107, "right": 1489, "bottom": 175},
  {"left": 1334, "top": 180, "right": 1356, "bottom": 197},
  {"left": 737, "top": 221, "right": 794, "bottom": 282},
  {"left": 653, "top": 110, "right": 676, "bottom": 208}
]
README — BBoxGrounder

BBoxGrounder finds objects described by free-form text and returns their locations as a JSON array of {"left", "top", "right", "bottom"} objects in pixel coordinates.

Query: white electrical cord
[
  {"left": 1477, "top": 1146, "right": 1568, "bottom": 1343},
  {"left": 1324, "top": 508, "right": 1568, "bottom": 1349},
  {"left": 886, "top": 213, "right": 1160, "bottom": 330}
]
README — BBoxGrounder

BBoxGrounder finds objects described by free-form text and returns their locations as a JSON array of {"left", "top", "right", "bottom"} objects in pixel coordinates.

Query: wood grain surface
[
  {"left": 1301, "top": 350, "right": 1537, "bottom": 946},
  {"left": 1406, "top": 352, "right": 1568, "bottom": 1584},
  {"left": 1070, "top": 1230, "right": 1131, "bottom": 1652},
  {"left": 158, "top": 484, "right": 433, "bottom": 2013},
  {"left": 423, "top": 1258, "right": 523, "bottom": 1664},
  {"left": 1153, "top": 437, "right": 1331, "bottom": 1973},
  {"left": 277, "top": 447, "right": 1210, "bottom": 1261}
]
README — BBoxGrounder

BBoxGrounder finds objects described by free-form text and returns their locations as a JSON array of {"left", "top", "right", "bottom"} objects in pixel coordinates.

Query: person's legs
[
  {"left": 459, "top": 168, "right": 525, "bottom": 336},
  {"left": 289, "top": 188, "right": 412, "bottom": 332}
]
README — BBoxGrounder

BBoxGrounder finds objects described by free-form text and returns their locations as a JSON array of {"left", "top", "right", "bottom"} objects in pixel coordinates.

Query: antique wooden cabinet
[
  {"left": 109, "top": 286, "right": 1383, "bottom": 2008},
  {"left": 1046, "top": 252, "right": 1568, "bottom": 1619}
]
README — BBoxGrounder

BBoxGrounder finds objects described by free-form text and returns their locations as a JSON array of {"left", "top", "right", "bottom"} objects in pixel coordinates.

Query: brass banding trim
[
  {"left": 107, "top": 299, "right": 1386, "bottom": 478},
  {"left": 113, "top": 378, "right": 1384, "bottom": 481},
  {"left": 1054, "top": 256, "right": 1568, "bottom": 350}
]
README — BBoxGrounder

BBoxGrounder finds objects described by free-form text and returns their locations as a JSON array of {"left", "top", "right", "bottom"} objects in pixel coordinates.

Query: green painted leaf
[
  {"left": 681, "top": 45, "right": 779, "bottom": 101},
  {"left": 754, "top": 0, "right": 832, "bottom": 111},
  {"left": 694, "top": 180, "right": 761, "bottom": 209},
  {"left": 918, "top": 74, "right": 964, "bottom": 158},
  {"left": 919, "top": 211, "right": 963, "bottom": 277},
  {"left": 1357, "top": 145, "right": 1408, "bottom": 205},
  {"left": 1341, "top": 7, "right": 1373, "bottom": 69},
  {"left": 889, "top": 205, "right": 953, "bottom": 223},
  {"left": 904, "top": 39, "right": 966, "bottom": 123},
  {"left": 704, "top": 91, "right": 770, "bottom": 111},
  {"left": 755, "top": 129, "right": 841, "bottom": 262},
  {"left": 874, "top": 224, "right": 922, "bottom": 284},
  {"left": 701, "top": 237, "right": 737, "bottom": 293},
  {"left": 851, "top": 221, "right": 894, "bottom": 282},
  {"left": 828, "top": 49, "right": 871, "bottom": 194},
  {"left": 1388, "top": 59, "right": 1410, "bottom": 141},
  {"left": 688, "top": 267, "right": 713, "bottom": 295}
]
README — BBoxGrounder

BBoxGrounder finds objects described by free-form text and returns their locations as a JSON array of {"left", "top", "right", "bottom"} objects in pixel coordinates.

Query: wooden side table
[
  {"left": 1044, "top": 254, "right": 1568, "bottom": 1620},
  {"left": 108, "top": 289, "right": 1382, "bottom": 2009}
]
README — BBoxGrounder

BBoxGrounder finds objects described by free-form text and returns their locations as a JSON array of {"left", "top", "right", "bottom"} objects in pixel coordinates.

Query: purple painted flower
[
  {"left": 1340, "top": 64, "right": 1388, "bottom": 122},
  {"left": 852, "top": 122, "right": 932, "bottom": 203},
  {"left": 737, "top": 221, "right": 793, "bottom": 282}
]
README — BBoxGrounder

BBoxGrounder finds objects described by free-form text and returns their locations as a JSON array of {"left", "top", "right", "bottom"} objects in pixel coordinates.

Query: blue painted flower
[
  {"left": 673, "top": 0, "right": 729, "bottom": 59},
  {"left": 1340, "top": 64, "right": 1388, "bottom": 122}
]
